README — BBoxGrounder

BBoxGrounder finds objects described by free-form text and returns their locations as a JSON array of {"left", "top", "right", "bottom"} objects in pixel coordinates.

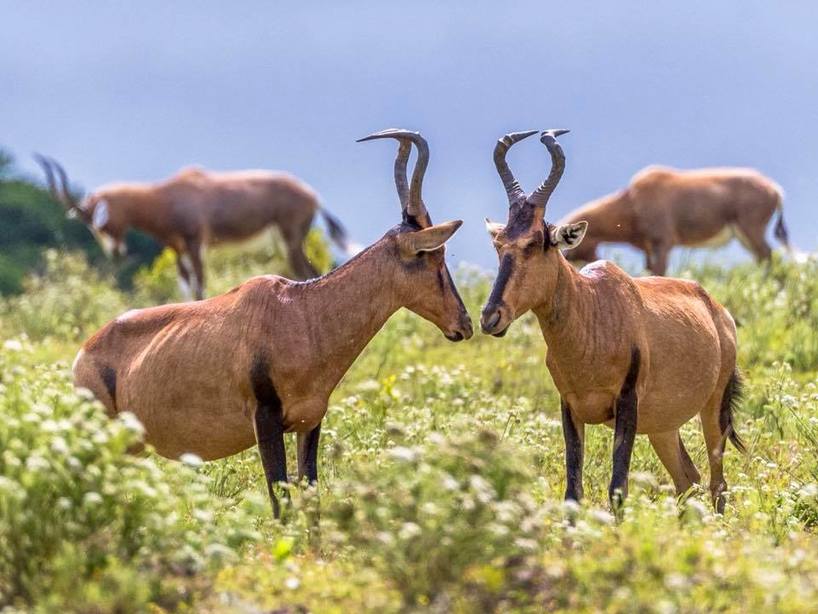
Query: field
[{"left": 1, "top": 237, "right": 818, "bottom": 612}]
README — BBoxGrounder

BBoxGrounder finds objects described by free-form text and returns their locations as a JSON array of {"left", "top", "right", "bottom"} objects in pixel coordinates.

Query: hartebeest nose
[
  {"left": 446, "top": 315, "right": 474, "bottom": 342},
  {"left": 480, "top": 304, "right": 509, "bottom": 337}
]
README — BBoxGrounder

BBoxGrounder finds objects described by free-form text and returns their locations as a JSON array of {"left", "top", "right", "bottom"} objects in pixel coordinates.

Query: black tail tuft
[
  {"left": 720, "top": 369, "right": 745, "bottom": 453},
  {"left": 773, "top": 208, "right": 790, "bottom": 249},
  {"left": 319, "top": 207, "right": 349, "bottom": 253}
]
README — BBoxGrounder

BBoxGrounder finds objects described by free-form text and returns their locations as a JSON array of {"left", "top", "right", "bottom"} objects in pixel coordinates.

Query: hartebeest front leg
[
  {"left": 254, "top": 401, "right": 288, "bottom": 518},
  {"left": 561, "top": 399, "right": 585, "bottom": 502},
  {"left": 297, "top": 423, "right": 322, "bottom": 485},
  {"left": 609, "top": 348, "right": 641, "bottom": 512}
]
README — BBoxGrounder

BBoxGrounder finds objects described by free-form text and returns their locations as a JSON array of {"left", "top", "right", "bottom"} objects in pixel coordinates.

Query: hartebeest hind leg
[
  {"left": 734, "top": 220, "right": 772, "bottom": 263},
  {"left": 185, "top": 238, "right": 206, "bottom": 300},
  {"left": 700, "top": 406, "right": 729, "bottom": 514},
  {"left": 644, "top": 241, "right": 670, "bottom": 276},
  {"left": 560, "top": 399, "right": 585, "bottom": 502},
  {"left": 609, "top": 348, "right": 640, "bottom": 511},
  {"left": 648, "top": 430, "right": 700, "bottom": 495},
  {"left": 174, "top": 250, "right": 194, "bottom": 300},
  {"left": 282, "top": 218, "right": 320, "bottom": 280}
]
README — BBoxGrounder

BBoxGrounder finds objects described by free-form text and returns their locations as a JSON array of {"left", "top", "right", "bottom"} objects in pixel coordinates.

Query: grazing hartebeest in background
[
  {"left": 72, "top": 129, "right": 473, "bottom": 516},
  {"left": 481, "top": 130, "right": 743, "bottom": 512},
  {"left": 34, "top": 156, "right": 349, "bottom": 299},
  {"left": 559, "top": 165, "right": 791, "bottom": 275}
]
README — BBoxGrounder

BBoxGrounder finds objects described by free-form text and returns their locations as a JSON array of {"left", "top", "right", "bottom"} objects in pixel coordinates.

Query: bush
[
  {"left": 0, "top": 250, "right": 127, "bottom": 342},
  {"left": 322, "top": 425, "right": 544, "bottom": 610},
  {"left": 0, "top": 340, "right": 259, "bottom": 610}
]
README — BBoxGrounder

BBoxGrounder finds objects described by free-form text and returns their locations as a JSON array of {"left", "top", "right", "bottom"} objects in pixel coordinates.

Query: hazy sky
[{"left": 3, "top": 2, "right": 816, "bottom": 269}]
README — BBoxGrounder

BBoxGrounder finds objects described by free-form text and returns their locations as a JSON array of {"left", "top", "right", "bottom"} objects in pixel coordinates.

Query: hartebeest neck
[
  {"left": 532, "top": 255, "right": 599, "bottom": 358},
  {"left": 288, "top": 238, "right": 404, "bottom": 389}
]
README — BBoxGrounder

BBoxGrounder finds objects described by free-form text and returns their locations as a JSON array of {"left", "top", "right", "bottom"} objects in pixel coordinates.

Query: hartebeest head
[
  {"left": 480, "top": 130, "right": 588, "bottom": 337},
  {"left": 34, "top": 155, "right": 126, "bottom": 257},
  {"left": 358, "top": 129, "right": 473, "bottom": 341}
]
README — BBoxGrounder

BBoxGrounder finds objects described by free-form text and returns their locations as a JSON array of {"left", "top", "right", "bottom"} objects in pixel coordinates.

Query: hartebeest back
[
  {"left": 560, "top": 165, "right": 791, "bottom": 275},
  {"left": 72, "top": 129, "right": 473, "bottom": 516},
  {"left": 481, "top": 130, "right": 743, "bottom": 512},
  {"left": 34, "top": 156, "right": 349, "bottom": 299}
]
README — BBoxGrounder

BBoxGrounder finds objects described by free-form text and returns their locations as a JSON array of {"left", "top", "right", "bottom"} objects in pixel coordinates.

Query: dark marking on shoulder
[
  {"left": 100, "top": 365, "right": 117, "bottom": 405},
  {"left": 621, "top": 346, "right": 641, "bottom": 395},
  {"left": 251, "top": 353, "right": 281, "bottom": 409},
  {"left": 486, "top": 253, "right": 515, "bottom": 308}
]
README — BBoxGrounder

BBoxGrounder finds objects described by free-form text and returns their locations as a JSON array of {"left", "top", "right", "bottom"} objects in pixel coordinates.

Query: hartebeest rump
[
  {"left": 560, "top": 165, "right": 791, "bottom": 275},
  {"left": 34, "top": 156, "right": 349, "bottom": 299},
  {"left": 72, "top": 129, "right": 473, "bottom": 515},
  {"left": 481, "top": 130, "right": 743, "bottom": 512}
]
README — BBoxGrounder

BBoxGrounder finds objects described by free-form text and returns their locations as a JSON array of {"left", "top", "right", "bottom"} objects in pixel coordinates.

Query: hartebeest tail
[
  {"left": 720, "top": 369, "right": 745, "bottom": 454},
  {"left": 481, "top": 129, "right": 742, "bottom": 513},
  {"left": 34, "top": 155, "right": 350, "bottom": 299},
  {"left": 73, "top": 129, "right": 472, "bottom": 517},
  {"left": 559, "top": 165, "right": 792, "bottom": 274}
]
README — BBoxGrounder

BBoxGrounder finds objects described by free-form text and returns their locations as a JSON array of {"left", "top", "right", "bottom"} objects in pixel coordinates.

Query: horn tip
[{"left": 541, "top": 128, "right": 570, "bottom": 139}]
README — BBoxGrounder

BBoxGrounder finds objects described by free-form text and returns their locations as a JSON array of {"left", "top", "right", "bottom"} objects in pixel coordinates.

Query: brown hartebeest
[
  {"left": 72, "top": 129, "right": 473, "bottom": 516},
  {"left": 34, "top": 156, "right": 349, "bottom": 299},
  {"left": 560, "top": 165, "right": 791, "bottom": 275},
  {"left": 481, "top": 130, "right": 743, "bottom": 512}
]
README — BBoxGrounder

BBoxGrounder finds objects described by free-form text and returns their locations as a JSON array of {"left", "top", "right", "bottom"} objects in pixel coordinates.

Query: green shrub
[
  {"left": 321, "top": 425, "right": 543, "bottom": 610},
  {"left": 0, "top": 340, "right": 259, "bottom": 610},
  {"left": 0, "top": 250, "right": 127, "bottom": 342}
]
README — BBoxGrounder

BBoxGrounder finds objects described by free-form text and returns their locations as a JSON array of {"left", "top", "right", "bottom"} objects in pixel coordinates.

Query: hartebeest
[
  {"left": 34, "top": 156, "right": 349, "bottom": 299},
  {"left": 560, "top": 165, "right": 791, "bottom": 275},
  {"left": 72, "top": 129, "right": 473, "bottom": 516},
  {"left": 481, "top": 130, "right": 743, "bottom": 512}
]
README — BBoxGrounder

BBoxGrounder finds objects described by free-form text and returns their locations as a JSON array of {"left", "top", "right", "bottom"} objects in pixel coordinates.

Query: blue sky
[{"left": 3, "top": 2, "right": 816, "bottom": 269}]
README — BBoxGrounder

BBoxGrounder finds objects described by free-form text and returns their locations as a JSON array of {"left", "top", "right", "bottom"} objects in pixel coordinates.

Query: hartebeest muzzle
[
  {"left": 445, "top": 312, "right": 474, "bottom": 342},
  {"left": 480, "top": 304, "right": 511, "bottom": 337}
]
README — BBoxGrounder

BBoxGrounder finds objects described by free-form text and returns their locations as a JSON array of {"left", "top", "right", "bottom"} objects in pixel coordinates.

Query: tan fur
[
  {"left": 482, "top": 132, "right": 740, "bottom": 510},
  {"left": 73, "top": 132, "right": 472, "bottom": 484},
  {"left": 37, "top": 159, "right": 347, "bottom": 298},
  {"left": 561, "top": 166, "right": 787, "bottom": 274}
]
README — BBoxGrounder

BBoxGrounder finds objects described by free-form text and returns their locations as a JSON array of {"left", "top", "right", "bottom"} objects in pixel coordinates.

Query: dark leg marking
[
  {"left": 609, "top": 346, "right": 641, "bottom": 511},
  {"left": 561, "top": 398, "right": 584, "bottom": 502},
  {"left": 302, "top": 423, "right": 322, "bottom": 485},
  {"left": 99, "top": 365, "right": 117, "bottom": 408},
  {"left": 251, "top": 354, "right": 287, "bottom": 517}
]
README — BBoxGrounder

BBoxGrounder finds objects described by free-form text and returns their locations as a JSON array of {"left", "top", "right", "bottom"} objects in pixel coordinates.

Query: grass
[{"left": 1, "top": 242, "right": 817, "bottom": 612}]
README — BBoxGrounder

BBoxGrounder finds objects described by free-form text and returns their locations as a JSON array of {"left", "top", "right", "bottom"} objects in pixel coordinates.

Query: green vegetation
[
  {"left": 1, "top": 239, "right": 817, "bottom": 611},
  {"left": 0, "top": 151, "right": 161, "bottom": 296}
]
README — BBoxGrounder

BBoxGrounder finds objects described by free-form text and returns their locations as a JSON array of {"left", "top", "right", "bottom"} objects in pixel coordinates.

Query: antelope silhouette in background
[
  {"left": 560, "top": 165, "right": 791, "bottom": 275},
  {"left": 35, "top": 156, "right": 349, "bottom": 299}
]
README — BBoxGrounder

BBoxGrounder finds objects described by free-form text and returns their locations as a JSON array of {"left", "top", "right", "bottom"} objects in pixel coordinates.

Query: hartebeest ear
[
  {"left": 550, "top": 221, "right": 588, "bottom": 250},
  {"left": 397, "top": 220, "right": 463, "bottom": 255},
  {"left": 484, "top": 218, "right": 505, "bottom": 239}
]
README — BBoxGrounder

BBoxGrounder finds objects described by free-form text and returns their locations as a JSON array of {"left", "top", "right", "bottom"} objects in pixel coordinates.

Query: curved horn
[
  {"left": 34, "top": 155, "right": 90, "bottom": 222},
  {"left": 526, "top": 129, "right": 570, "bottom": 210},
  {"left": 33, "top": 154, "right": 61, "bottom": 203},
  {"left": 357, "top": 129, "right": 411, "bottom": 210},
  {"left": 357, "top": 128, "right": 430, "bottom": 225},
  {"left": 493, "top": 130, "right": 538, "bottom": 206}
]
